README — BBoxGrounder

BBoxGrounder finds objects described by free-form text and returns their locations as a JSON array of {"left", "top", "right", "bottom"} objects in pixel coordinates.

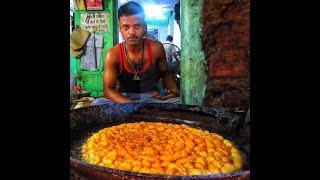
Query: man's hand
[{"left": 152, "top": 91, "right": 176, "bottom": 100}]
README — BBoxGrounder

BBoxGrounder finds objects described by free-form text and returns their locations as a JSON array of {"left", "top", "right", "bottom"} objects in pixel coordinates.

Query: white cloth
[
  {"left": 80, "top": 33, "right": 104, "bottom": 71},
  {"left": 164, "top": 41, "right": 175, "bottom": 64}
]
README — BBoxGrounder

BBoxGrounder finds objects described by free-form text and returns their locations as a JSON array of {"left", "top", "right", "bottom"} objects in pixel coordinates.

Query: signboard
[{"left": 80, "top": 12, "right": 108, "bottom": 33}]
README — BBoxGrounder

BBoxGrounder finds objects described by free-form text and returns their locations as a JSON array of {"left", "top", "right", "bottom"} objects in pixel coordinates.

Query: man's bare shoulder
[
  {"left": 105, "top": 45, "right": 120, "bottom": 63},
  {"left": 147, "top": 39, "right": 165, "bottom": 59},
  {"left": 147, "top": 39, "right": 164, "bottom": 48},
  {"left": 106, "top": 45, "right": 119, "bottom": 57}
]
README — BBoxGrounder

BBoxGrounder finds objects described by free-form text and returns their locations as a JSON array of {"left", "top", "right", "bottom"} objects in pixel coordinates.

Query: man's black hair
[
  {"left": 118, "top": 1, "right": 145, "bottom": 20},
  {"left": 166, "top": 35, "right": 173, "bottom": 42}
]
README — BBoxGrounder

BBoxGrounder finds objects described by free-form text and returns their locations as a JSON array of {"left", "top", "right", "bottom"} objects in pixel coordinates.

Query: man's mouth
[{"left": 127, "top": 37, "right": 138, "bottom": 41}]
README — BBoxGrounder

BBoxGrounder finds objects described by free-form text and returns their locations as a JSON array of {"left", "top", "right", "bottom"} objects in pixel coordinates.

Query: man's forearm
[
  {"left": 173, "top": 54, "right": 179, "bottom": 61},
  {"left": 104, "top": 88, "right": 133, "bottom": 103},
  {"left": 162, "top": 74, "right": 180, "bottom": 96}
]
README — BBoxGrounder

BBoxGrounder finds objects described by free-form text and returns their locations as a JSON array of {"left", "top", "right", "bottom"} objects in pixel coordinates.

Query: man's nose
[{"left": 128, "top": 27, "right": 136, "bottom": 35}]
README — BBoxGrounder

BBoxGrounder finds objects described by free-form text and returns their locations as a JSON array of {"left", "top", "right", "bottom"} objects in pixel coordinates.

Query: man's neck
[{"left": 125, "top": 40, "right": 144, "bottom": 53}]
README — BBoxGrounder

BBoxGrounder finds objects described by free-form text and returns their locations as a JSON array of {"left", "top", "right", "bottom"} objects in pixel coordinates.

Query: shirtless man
[{"left": 92, "top": 1, "right": 180, "bottom": 105}]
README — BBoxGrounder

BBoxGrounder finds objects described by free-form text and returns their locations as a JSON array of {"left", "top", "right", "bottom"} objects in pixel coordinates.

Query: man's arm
[
  {"left": 155, "top": 42, "right": 180, "bottom": 99},
  {"left": 168, "top": 45, "right": 179, "bottom": 60},
  {"left": 103, "top": 48, "right": 133, "bottom": 103},
  {"left": 172, "top": 50, "right": 179, "bottom": 62}
]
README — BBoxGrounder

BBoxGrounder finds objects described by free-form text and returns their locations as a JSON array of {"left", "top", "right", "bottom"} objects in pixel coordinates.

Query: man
[
  {"left": 92, "top": 1, "right": 180, "bottom": 105},
  {"left": 164, "top": 35, "right": 179, "bottom": 74}
]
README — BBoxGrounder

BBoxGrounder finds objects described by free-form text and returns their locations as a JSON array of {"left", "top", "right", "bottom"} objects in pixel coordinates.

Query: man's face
[{"left": 119, "top": 14, "right": 146, "bottom": 45}]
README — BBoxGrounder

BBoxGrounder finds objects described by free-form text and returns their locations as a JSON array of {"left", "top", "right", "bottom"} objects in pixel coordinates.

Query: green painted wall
[
  {"left": 71, "top": 0, "right": 116, "bottom": 97},
  {"left": 70, "top": 55, "right": 77, "bottom": 76},
  {"left": 180, "top": 0, "right": 206, "bottom": 105}
]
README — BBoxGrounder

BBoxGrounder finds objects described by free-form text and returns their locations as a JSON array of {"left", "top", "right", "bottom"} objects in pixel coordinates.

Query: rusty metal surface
[{"left": 70, "top": 103, "right": 250, "bottom": 179}]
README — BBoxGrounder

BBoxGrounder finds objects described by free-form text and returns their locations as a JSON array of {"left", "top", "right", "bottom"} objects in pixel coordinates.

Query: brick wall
[{"left": 201, "top": 0, "right": 250, "bottom": 110}]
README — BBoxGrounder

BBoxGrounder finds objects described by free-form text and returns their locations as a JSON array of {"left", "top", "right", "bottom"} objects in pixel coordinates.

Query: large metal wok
[{"left": 70, "top": 103, "right": 250, "bottom": 179}]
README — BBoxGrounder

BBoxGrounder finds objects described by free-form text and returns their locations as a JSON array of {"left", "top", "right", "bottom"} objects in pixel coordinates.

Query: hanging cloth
[{"left": 80, "top": 33, "right": 104, "bottom": 71}]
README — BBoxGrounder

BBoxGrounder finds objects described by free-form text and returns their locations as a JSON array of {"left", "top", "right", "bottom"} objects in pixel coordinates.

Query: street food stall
[{"left": 70, "top": 0, "right": 250, "bottom": 179}]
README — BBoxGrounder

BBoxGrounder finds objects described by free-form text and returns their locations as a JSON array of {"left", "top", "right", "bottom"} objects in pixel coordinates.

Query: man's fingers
[
  {"left": 152, "top": 91, "right": 162, "bottom": 99},
  {"left": 152, "top": 92, "right": 176, "bottom": 100},
  {"left": 161, "top": 93, "right": 176, "bottom": 100}
]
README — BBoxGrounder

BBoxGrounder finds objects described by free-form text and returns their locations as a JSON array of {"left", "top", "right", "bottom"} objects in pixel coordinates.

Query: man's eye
[{"left": 122, "top": 25, "right": 129, "bottom": 29}]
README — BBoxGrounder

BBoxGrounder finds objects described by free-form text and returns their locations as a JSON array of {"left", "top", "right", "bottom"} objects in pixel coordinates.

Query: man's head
[
  {"left": 118, "top": 1, "right": 147, "bottom": 45},
  {"left": 166, "top": 35, "right": 173, "bottom": 42}
]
